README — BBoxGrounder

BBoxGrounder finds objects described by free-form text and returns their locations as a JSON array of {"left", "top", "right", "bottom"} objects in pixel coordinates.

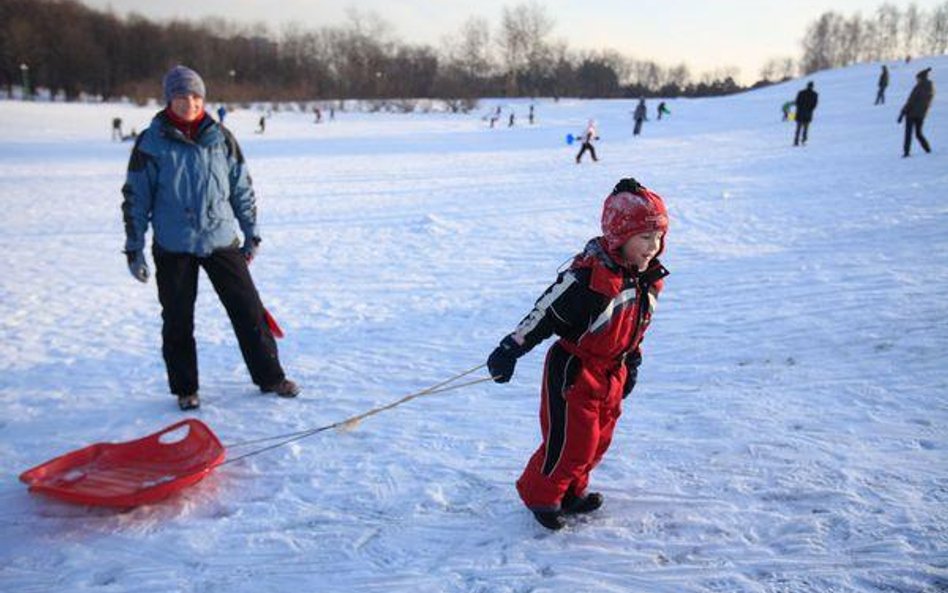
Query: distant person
[
  {"left": 633, "top": 98, "right": 647, "bottom": 136},
  {"left": 120, "top": 65, "right": 299, "bottom": 411},
  {"left": 575, "top": 119, "right": 599, "bottom": 164},
  {"left": 657, "top": 101, "right": 670, "bottom": 120},
  {"left": 529, "top": 104, "right": 535, "bottom": 125},
  {"left": 256, "top": 114, "right": 266, "bottom": 134},
  {"left": 781, "top": 101, "right": 795, "bottom": 121},
  {"left": 793, "top": 82, "right": 818, "bottom": 146},
  {"left": 489, "top": 106, "right": 501, "bottom": 128},
  {"left": 314, "top": 107, "right": 322, "bottom": 124},
  {"left": 112, "top": 117, "right": 123, "bottom": 141},
  {"left": 875, "top": 65, "right": 889, "bottom": 105},
  {"left": 329, "top": 107, "right": 335, "bottom": 121},
  {"left": 509, "top": 112, "right": 515, "bottom": 127},
  {"left": 898, "top": 67, "right": 934, "bottom": 158},
  {"left": 216, "top": 105, "right": 227, "bottom": 123}
]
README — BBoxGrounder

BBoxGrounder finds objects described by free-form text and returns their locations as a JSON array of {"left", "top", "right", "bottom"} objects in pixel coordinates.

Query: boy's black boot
[
  {"left": 532, "top": 509, "right": 567, "bottom": 531},
  {"left": 562, "top": 491, "right": 604, "bottom": 514}
]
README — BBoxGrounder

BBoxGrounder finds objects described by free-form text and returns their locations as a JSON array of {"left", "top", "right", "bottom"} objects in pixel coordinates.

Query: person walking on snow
[
  {"left": 112, "top": 117, "right": 123, "bottom": 141},
  {"left": 633, "top": 98, "right": 647, "bottom": 135},
  {"left": 793, "top": 81, "right": 818, "bottom": 146},
  {"left": 121, "top": 65, "right": 299, "bottom": 411},
  {"left": 217, "top": 104, "right": 227, "bottom": 123},
  {"left": 899, "top": 67, "right": 935, "bottom": 158},
  {"left": 487, "top": 177, "right": 670, "bottom": 531},
  {"left": 657, "top": 101, "right": 670, "bottom": 120},
  {"left": 575, "top": 119, "right": 599, "bottom": 163},
  {"left": 875, "top": 65, "right": 889, "bottom": 105}
]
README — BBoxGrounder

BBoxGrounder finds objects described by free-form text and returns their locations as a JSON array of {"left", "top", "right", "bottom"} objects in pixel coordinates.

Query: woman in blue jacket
[{"left": 121, "top": 65, "right": 299, "bottom": 410}]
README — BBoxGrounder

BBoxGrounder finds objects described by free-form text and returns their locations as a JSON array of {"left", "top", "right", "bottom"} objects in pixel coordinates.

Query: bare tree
[
  {"left": 926, "top": 0, "right": 948, "bottom": 54},
  {"left": 875, "top": 4, "right": 903, "bottom": 59},
  {"left": 840, "top": 14, "right": 866, "bottom": 65},
  {"left": 902, "top": 3, "right": 922, "bottom": 57},
  {"left": 760, "top": 57, "right": 796, "bottom": 81},
  {"left": 801, "top": 11, "right": 846, "bottom": 73},
  {"left": 497, "top": 1, "right": 554, "bottom": 95},
  {"left": 442, "top": 16, "right": 493, "bottom": 81}
]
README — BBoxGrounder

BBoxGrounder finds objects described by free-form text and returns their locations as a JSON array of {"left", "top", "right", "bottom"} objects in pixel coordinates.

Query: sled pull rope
[{"left": 221, "top": 364, "right": 489, "bottom": 464}]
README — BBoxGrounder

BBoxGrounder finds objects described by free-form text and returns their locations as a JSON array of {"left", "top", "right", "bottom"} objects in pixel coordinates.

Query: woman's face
[
  {"left": 170, "top": 93, "right": 204, "bottom": 122},
  {"left": 621, "top": 230, "right": 664, "bottom": 271}
]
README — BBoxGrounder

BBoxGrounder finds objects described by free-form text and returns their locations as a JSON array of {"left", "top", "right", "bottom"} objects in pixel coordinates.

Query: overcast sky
[{"left": 81, "top": 0, "right": 943, "bottom": 83}]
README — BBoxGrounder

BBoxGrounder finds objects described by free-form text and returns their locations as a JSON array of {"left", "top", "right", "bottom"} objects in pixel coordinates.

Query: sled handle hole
[
  {"left": 158, "top": 424, "right": 191, "bottom": 445},
  {"left": 62, "top": 469, "right": 86, "bottom": 483}
]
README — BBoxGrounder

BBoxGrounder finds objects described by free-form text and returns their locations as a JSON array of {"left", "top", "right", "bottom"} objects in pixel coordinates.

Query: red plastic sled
[
  {"left": 19, "top": 419, "right": 226, "bottom": 507},
  {"left": 263, "top": 306, "right": 284, "bottom": 339}
]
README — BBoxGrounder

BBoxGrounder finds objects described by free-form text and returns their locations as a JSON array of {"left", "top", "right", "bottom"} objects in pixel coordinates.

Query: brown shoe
[
  {"left": 178, "top": 393, "right": 200, "bottom": 411},
  {"left": 261, "top": 379, "right": 300, "bottom": 398}
]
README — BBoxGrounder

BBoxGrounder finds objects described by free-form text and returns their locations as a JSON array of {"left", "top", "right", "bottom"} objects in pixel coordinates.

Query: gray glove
[
  {"left": 241, "top": 236, "right": 261, "bottom": 263},
  {"left": 126, "top": 250, "right": 148, "bottom": 283}
]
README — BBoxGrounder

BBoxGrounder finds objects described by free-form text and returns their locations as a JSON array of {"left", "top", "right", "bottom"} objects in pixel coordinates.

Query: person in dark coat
[
  {"left": 899, "top": 67, "right": 935, "bottom": 157},
  {"left": 875, "top": 65, "right": 889, "bottom": 105},
  {"left": 633, "top": 99, "right": 647, "bottom": 136},
  {"left": 793, "top": 82, "right": 818, "bottom": 146}
]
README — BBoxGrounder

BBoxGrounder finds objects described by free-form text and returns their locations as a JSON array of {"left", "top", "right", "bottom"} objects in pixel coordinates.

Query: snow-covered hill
[{"left": 1, "top": 56, "right": 946, "bottom": 592}]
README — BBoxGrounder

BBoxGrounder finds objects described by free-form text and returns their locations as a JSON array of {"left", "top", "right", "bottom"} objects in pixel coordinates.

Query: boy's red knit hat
[{"left": 601, "top": 178, "right": 669, "bottom": 254}]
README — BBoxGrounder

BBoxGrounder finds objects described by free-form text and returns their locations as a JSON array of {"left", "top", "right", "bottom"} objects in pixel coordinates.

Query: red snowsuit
[{"left": 506, "top": 238, "right": 668, "bottom": 511}]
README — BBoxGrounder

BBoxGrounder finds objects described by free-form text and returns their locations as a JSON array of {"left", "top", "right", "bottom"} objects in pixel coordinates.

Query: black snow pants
[
  {"left": 153, "top": 245, "right": 285, "bottom": 396},
  {"left": 575, "top": 141, "right": 598, "bottom": 162},
  {"left": 903, "top": 117, "right": 931, "bottom": 156},
  {"left": 794, "top": 120, "right": 811, "bottom": 145}
]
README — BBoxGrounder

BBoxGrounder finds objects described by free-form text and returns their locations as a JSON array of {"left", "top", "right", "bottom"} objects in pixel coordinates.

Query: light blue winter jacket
[{"left": 122, "top": 111, "right": 258, "bottom": 256}]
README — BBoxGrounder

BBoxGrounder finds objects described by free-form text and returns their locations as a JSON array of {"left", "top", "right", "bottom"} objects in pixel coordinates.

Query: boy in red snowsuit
[{"left": 487, "top": 177, "right": 669, "bottom": 530}]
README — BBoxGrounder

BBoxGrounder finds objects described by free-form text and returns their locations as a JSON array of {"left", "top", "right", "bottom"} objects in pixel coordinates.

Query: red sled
[
  {"left": 263, "top": 306, "right": 284, "bottom": 339},
  {"left": 19, "top": 419, "right": 226, "bottom": 507}
]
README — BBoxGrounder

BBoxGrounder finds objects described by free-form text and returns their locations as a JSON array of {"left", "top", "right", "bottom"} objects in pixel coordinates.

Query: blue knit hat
[{"left": 162, "top": 65, "right": 206, "bottom": 103}]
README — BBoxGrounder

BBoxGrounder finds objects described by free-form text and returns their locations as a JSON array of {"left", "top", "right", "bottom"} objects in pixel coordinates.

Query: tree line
[
  {"left": 1, "top": 0, "right": 945, "bottom": 105},
  {"left": 0, "top": 0, "right": 748, "bottom": 104},
  {"left": 800, "top": 2, "right": 948, "bottom": 74}
]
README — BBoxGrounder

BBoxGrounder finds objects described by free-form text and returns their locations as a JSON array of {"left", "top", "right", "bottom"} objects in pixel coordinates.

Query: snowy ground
[{"left": 1, "top": 57, "right": 947, "bottom": 593}]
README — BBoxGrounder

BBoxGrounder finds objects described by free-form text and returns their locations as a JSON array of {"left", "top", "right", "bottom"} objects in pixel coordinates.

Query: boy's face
[
  {"left": 170, "top": 93, "right": 205, "bottom": 122},
  {"left": 621, "top": 231, "right": 664, "bottom": 271}
]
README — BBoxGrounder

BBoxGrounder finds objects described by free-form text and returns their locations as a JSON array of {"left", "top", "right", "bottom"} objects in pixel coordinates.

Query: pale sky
[{"left": 82, "top": 0, "right": 943, "bottom": 83}]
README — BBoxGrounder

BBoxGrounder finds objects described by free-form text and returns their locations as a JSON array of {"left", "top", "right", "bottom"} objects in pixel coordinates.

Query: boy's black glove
[
  {"left": 488, "top": 336, "right": 523, "bottom": 383},
  {"left": 622, "top": 350, "right": 642, "bottom": 399}
]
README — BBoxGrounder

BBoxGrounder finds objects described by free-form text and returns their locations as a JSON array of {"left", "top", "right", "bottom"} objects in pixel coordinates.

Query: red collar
[{"left": 164, "top": 107, "right": 207, "bottom": 140}]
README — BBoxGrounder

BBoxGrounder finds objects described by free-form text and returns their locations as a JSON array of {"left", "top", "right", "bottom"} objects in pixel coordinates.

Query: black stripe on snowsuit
[{"left": 541, "top": 343, "right": 581, "bottom": 476}]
